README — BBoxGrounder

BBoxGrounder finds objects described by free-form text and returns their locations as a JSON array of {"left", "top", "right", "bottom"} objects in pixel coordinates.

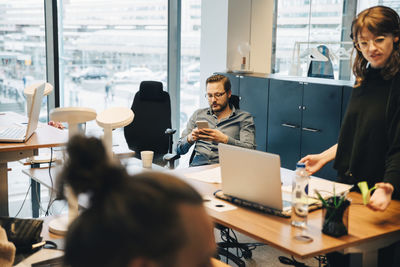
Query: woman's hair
[
  {"left": 60, "top": 136, "right": 203, "bottom": 267},
  {"left": 351, "top": 5, "right": 400, "bottom": 87}
]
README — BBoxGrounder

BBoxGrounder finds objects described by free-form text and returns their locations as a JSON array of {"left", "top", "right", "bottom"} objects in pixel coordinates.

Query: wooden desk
[
  {"left": 0, "top": 112, "right": 67, "bottom": 216},
  {"left": 174, "top": 165, "right": 400, "bottom": 267}
]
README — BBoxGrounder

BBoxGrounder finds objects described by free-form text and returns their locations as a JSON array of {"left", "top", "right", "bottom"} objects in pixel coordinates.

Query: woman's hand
[
  {"left": 299, "top": 154, "right": 327, "bottom": 174},
  {"left": 299, "top": 144, "right": 337, "bottom": 174},
  {"left": 48, "top": 121, "right": 65, "bottom": 129},
  {"left": 368, "top": 183, "right": 394, "bottom": 211}
]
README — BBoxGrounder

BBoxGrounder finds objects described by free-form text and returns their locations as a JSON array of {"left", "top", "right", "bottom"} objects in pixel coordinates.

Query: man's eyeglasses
[
  {"left": 205, "top": 91, "right": 226, "bottom": 99},
  {"left": 355, "top": 36, "right": 387, "bottom": 51}
]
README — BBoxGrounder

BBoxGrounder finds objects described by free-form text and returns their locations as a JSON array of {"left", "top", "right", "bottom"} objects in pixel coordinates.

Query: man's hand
[
  {"left": 368, "top": 183, "right": 394, "bottom": 211},
  {"left": 197, "top": 128, "right": 228, "bottom": 144},
  {"left": 187, "top": 128, "right": 201, "bottom": 144}
]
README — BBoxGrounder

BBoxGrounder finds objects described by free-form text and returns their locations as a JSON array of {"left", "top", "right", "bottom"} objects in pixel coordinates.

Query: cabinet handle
[
  {"left": 281, "top": 123, "right": 299, "bottom": 129},
  {"left": 302, "top": 127, "right": 320, "bottom": 133}
]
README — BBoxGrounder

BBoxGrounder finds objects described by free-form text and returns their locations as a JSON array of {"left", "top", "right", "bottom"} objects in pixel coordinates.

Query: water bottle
[{"left": 291, "top": 162, "right": 310, "bottom": 228}]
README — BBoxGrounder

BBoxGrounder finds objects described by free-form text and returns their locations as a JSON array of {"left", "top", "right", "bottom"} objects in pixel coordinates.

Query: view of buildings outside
[
  {"left": 274, "top": 0, "right": 400, "bottom": 80},
  {"left": 59, "top": 0, "right": 201, "bottom": 136},
  {"left": 0, "top": 0, "right": 47, "bottom": 118}
]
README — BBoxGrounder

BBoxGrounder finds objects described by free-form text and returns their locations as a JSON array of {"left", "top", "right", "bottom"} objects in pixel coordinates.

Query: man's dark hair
[
  {"left": 61, "top": 136, "right": 203, "bottom": 267},
  {"left": 206, "top": 74, "right": 231, "bottom": 92}
]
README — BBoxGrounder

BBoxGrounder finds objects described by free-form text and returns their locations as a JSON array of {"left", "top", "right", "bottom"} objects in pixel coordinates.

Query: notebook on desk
[{"left": 0, "top": 83, "right": 45, "bottom": 143}]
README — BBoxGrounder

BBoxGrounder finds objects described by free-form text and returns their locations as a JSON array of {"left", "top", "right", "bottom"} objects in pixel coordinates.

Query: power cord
[
  {"left": 278, "top": 255, "right": 328, "bottom": 267},
  {"left": 278, "top": 256, "right": 309, "bottom": 267},
  {"left": 219, "top": 226, "right": 265, "bottom": 260},
  {"left": 45, "top": 147, "right": 55, "bottom": 216},
  {"left": 14, "top": 184, "right": 32, "bottom": 217}
]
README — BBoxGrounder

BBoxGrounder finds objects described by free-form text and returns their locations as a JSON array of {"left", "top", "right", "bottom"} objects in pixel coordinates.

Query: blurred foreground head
[{"left": 60, "top": 135, "right": 216, "bottom": 267}]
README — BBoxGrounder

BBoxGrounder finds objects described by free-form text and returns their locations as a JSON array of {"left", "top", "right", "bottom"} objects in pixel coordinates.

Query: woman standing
[
  {"left": 301, "top": 5, "right": 400, "bottom": 211},
  {"left": 300, "top": 5, "right": 400, "bottom": 266}
]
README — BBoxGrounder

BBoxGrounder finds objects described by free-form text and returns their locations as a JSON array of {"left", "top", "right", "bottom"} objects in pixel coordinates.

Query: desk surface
[
  {"left": 0, "top": 112, "right": 67, "bottom": 152},
  {"left": 173, "top": 165, "right": 400, "bottom": 259}
]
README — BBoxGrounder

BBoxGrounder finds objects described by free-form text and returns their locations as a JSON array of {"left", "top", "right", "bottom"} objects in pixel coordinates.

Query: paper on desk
[
  {"left": 183, "top": 167, "right": 222, "bottom": 183},
  {"left": 281, "top": 176, "right": 353, "bottom": 199}
]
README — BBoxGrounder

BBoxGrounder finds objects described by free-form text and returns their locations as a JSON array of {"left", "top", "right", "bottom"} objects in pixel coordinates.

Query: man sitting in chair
[{"left": 177, "top": 74, "right": 256, "bottom": 166}]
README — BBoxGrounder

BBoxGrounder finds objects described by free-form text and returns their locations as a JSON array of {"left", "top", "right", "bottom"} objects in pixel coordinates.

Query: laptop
[
  {"left": 218, "top": 143, "right": 292, "bottom": 216},
  {"left": 0, "top": 83, "right": 45, "bottom": 142}
]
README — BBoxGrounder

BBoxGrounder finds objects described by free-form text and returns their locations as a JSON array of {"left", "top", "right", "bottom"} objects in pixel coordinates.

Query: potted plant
[{"left": 315, "top": 189, "right": 351, "bottom": 237}]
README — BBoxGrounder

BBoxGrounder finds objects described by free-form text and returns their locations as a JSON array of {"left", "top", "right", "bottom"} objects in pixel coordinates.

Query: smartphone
[{"left": 196, "top": 120, "right": 209, "bottom": 129}]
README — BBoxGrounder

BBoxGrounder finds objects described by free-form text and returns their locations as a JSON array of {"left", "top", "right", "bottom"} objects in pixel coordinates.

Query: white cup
[{"left": 141, "top": 150, "right": 154, "bottom": 168}]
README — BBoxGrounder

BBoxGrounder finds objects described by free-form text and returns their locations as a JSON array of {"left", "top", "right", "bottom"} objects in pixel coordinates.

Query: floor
[{"left": 215, "top": 229, "right": 321, "bottom": 267}]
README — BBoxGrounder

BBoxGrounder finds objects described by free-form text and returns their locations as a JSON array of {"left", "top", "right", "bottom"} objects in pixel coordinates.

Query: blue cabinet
[
  {"left": 218, "top": 73, "right": 268, "bottom": 151},
  {"left": 217, "top": 72, "right": 353, "bottom": 180},
  {"left": 267, "top": 77, "right": 347, "bottom": 180},
  {"left": 238, "top": 76, "right": 268, "bottom": 151}
]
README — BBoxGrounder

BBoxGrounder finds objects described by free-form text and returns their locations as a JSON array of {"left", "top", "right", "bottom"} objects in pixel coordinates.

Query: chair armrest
[
  {"left": 165, "top": 128, "right": 176, "bottom": 135},
  {"left": 163, "top": 153, "right": 180, "bottom": 169}
]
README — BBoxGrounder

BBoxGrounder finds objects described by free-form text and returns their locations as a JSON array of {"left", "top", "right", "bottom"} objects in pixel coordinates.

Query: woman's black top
[{"left": 334, "top": 67, "right": 400, "bottom": 199}]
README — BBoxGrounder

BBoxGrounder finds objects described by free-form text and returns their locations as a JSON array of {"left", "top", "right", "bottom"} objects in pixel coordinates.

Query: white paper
[{"left": 183, "top": 166, "right": 222, "bottom": 183}]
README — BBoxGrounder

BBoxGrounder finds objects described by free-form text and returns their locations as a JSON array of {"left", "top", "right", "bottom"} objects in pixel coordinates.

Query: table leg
[
  {"left": 362, "top": 250, "right": 378, "bottom": 267},
  {"left": 0, "top": 163, "right": 9, "bottom": 216},
  {"left": 31, "top": 179, "right": 40, "bottom": 218}
]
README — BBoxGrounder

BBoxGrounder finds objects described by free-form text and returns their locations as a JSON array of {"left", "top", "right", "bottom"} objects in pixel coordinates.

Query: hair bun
[{"left": 58, "top": 135, "right": 126, "bottom": 199}]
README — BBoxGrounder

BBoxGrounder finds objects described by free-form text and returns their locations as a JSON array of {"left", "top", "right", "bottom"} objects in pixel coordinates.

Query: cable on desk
[{"left": 14, "top": 184, "right": 32, "bottom": 217}]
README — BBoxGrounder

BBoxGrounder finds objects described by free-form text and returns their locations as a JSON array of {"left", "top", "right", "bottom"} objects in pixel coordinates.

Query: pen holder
[{"left": 322, "top": 197, "right": 350, "bottom": 237}]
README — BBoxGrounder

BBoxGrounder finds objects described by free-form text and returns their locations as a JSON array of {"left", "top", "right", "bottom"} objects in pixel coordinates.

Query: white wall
[
  {"left": 201, "top": 0, "right": 274, "bottom": 79},
  {"left": 200, "top": 0, "right": 229, "bottom": 98},
  {"left": 226, "top": 0, "right": 252, "bottom": 71},
  {"left": 250, "top": 0, "right": 274, "bottom": 73}
]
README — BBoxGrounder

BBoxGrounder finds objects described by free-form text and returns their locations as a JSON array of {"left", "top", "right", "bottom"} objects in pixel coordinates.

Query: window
[
  {"left": 58, "top": 0, "right": 168, "bottom": 140},
  {"left": 180, "top": 0, "right": 201, "bottom": 131},
  {"left": 273, "top": 0, "right": 353, "bottom": 80},
  {"left": 0, "top": 0, "right": 47, "bottom": 118}
]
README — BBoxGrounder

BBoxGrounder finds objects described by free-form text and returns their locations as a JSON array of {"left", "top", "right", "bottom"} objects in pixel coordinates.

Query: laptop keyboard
[{"left": 0, "top": 127, "right": 26, "bottom": 139}]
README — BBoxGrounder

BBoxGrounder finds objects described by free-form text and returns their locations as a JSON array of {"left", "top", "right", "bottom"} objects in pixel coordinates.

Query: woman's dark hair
[
  {"left": 351, "top": 5, "right": 400, "bottom": 87},
  {"left": 60, "top": 136, "right": 203, "bottom": 267}
]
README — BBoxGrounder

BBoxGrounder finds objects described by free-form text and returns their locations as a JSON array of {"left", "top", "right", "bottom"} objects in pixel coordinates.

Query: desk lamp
[
  {"left": 96, "top": 107, "right": 134, "bottom": 159},
  {"left": 47, "top": 107, "right": 97, "bottom": 235},
  {"left": 24, "top": 82, "right": 53, "bottom": 115}
]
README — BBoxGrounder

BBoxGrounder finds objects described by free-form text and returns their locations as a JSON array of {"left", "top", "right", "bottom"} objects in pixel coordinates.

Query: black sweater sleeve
[{"left": 384, "top": 80, "right": 400, "bottom": 199}]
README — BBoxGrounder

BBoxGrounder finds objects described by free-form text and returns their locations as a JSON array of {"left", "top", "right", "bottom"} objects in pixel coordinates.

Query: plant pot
[{"left": 322, "top": 197, "right": 350, "bottom": 237}]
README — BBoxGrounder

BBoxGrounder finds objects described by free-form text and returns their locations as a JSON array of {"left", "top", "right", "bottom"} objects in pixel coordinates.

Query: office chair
[{"left": 124, "top": 81, "right": 179, "bottom": 168}]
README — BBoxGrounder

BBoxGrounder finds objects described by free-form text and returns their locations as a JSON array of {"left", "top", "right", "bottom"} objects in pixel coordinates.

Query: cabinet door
[
  {"left": 301, "top": 83, "right": 342, "bottom": 180},
  {"left": 239, "top": 76, "right": 268, "bottom": 151},
  {"left": 267, "top": 79, "right": 302, "bottom": 169}
]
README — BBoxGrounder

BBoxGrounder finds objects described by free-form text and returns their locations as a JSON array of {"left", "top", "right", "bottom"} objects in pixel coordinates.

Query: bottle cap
[{"left": 296, "top": 162, "right": 306, "bottom": 168}]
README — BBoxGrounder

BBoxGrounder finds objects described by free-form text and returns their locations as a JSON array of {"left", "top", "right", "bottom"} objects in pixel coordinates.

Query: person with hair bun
[
  {"left": 299, "top": 5, "right": 400, "bottom": 267},
  {"left": 59, "top": 135, "right": 216, "bottom": 267}
]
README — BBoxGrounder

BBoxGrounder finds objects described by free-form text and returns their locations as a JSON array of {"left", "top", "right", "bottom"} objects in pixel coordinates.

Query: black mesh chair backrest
[{"left": 124, "top": 81, "right": 171, "bottom": 156}]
